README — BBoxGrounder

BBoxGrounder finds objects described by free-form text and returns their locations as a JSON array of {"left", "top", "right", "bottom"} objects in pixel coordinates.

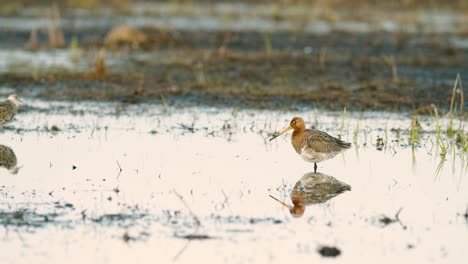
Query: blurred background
[{"left": 0, "top": 0, "right": 467, "bottom": 111}]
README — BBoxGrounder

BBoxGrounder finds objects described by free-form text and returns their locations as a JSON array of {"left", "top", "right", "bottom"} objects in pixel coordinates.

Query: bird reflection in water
[
  {"left": 270, "top": 172, "right": 351, "bottom": 217},
  {"left": 0, "top": 144, "right": 20, "bottom": 174}
]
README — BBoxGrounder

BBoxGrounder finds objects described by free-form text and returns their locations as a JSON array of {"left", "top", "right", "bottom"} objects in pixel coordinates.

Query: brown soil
[{"left": 0, "top": 12, "right": 467, "bottom": 112}]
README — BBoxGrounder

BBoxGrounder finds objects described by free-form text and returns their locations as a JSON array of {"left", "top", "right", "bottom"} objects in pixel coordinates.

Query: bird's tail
[
  {"left": 335, "top": 184, "right": 351, "bottom": 193},
  {"left": 338, "top": 140, "right": 352, "bottom": 149}
]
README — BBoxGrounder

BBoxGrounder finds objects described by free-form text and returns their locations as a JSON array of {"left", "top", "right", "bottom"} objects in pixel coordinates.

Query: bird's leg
[{"left": 314, "top": 162, "right": 317, "bottom": 173}]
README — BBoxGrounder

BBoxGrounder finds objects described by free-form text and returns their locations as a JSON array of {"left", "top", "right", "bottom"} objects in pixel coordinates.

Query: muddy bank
[
  {"left": 0, "top": 2, "right": 466, "bottom": 112},
  {"left": 1, "top": 30, "right": 467, "bottom": 112}
]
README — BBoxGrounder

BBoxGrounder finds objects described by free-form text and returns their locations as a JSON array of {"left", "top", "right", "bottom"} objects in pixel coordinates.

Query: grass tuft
[
  {"left": 433, "top": 105, "right": 447, "bottom": 158},
  {"left": 410, "top": 117, "right": 421, "bottom": 149},
  {"left": 69, "top": 36, "right": 80, "bottom": 64},
  {"left": 263, "top": 33, "right": 273, "bottom": 56},
  {"left": 338, "top": 106, "right": 346, "bottom": 140},
  {"left": 353, "top": 118, "right": 360, "bottom": 146}
]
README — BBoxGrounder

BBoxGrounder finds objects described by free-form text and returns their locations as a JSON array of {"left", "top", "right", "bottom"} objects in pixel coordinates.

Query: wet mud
[{"left": 0, "top": 3, "right": 467, "bottom": 112}]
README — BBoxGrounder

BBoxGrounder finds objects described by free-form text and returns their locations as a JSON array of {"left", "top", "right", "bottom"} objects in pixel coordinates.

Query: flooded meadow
[
  {"left": 0, "top": 101, "right": 467, "bottom": 263},
  {"left": 0, "top": 1, "right": 468, "bottom": 263}
]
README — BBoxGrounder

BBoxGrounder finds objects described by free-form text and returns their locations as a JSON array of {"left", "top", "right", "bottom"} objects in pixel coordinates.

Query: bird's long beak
[
  {"left": 269, "top": 195, "right": 292, "bottom": 209},
  {"left": 18, "top": 98, "right": 24, "bottom": 104},
  {"left": 269, "top": 126, "right": 293, "bottom": 141}
]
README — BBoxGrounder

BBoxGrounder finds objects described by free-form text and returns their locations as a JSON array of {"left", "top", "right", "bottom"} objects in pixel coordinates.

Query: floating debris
[
  {"left": 318, "top": 246, "right": 341, "bottom": 257},
  {"left": 0, "top": 210, "right": 60, "bottom": 227},
  {"left": 176, "top": 234, "right": 212, "bottom": 240},
  {"left": 376, "top": 136, "right": 384, "bottom": 151},
  {"left": 91, "top": 213, "right": 146, "bottom": 224},
  {"left": 123, "top": 231, "right": 131, "bottom": 242},
  {"left": 50, "top": 125, "right": 61, "bottom": 131},
  {"left": 378, "top": 208, "right": 406, "bottom": 229}
]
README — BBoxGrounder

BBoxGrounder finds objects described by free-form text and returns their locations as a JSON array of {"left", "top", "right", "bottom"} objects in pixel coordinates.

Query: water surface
[{"left": 0, "top": 100, "right": 467, "bottom": 263}]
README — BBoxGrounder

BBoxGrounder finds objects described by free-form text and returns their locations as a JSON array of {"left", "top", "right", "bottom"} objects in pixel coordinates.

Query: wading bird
[
  {"left": 0, "top": 144, "right": 20, "bottom": 174},
  {"left": 0, "top": 94, "right": 23, "bottom": 126},
  {"left": 270, "top": 117, "right": 351, "bottom": 173}
]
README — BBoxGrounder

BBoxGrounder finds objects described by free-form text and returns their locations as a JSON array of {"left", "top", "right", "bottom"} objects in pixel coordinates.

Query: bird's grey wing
[
  {"left": 0, "top": 102, "right": 15, "bottom": 122},
  {"left": 0, "top": 146, "right": 9, "bottom": 165},
  {"left": 313, "top": 181, "right": 351, "bottom": 194},
  {"left": 305, "top": 130, "right": 351, "bottom": 153},
  {"left": 0, "top": 145, "right": 17, "bottom": 169},
  {"left": 0, "top": 103, "right": 10, "bottom": 112}
]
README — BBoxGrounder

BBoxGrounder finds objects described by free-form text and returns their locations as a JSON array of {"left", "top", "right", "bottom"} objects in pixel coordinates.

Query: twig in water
[
  {"left": 116, "top": 160, "right": 122, "bottom": 179},
  {"left": 379, "top": 207, "right": 406, "bottom": 229},
  {"left": 395, "top": 208, "right": 406, "bottom": 229},
  {"left": 173, "top": 189, "right": 201, "bottom": 227},
  {"left": 173, "top": 240, "right": 191, "bottom": 262},
  {"left": 15, "top": 229, "right": 25, "bottom": 244},
  {"left": 216, "top": 190, "right": 232, "bottom": 212}
]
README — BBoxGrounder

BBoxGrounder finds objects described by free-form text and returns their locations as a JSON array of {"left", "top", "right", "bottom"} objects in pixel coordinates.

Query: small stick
[
  {"left": 116, "top": 160, "right": 122, "bottom": 179},
  {"left": 219, "top": 190, "right": 231, "bottom": 211},
  {"left": 173, "top": 240, "right": 191, "bottom": 262},
  {"left": 173, "top": 190, "right": 201, "bottom": 226},
  {"left": 395, "top": 207, "right": 406, "bottom": 229}
]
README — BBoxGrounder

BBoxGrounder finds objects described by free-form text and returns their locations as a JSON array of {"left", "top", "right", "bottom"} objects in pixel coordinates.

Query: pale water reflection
[
  {"left": 0, "top": 100, "right": 467, "bottom": 263},
  {"left": 0, "top": 144, "right": 19, "bottom": 174},
  {"left": 270, "top": 172, "right": 351, "bottom": 217}
]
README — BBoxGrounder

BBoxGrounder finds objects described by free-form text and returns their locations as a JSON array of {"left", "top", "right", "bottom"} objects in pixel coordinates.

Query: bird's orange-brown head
[
  {"left": 289, "top": 117, "right": 305, "bottom": 130},
  {"left": 269, "top": 194, "right": 305, "bottom": 217},
  {"left": 269, "top": 117, "right": 305, "bottom": 141}
]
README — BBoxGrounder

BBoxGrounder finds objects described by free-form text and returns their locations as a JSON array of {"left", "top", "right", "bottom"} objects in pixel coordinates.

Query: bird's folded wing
[{"left": 305, "top": 130, "right": 344, "bottom": 153}]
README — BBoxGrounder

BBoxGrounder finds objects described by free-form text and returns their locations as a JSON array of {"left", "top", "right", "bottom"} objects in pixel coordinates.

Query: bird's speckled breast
[
  {"left": 299, "top": 146, "right": 336, "bottom": 162},
  {"left": 0, "top": 101, "right": 17, "bottom": 125}
]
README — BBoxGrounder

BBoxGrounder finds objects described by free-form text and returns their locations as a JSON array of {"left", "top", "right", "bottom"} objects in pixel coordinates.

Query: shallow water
[{"left": 0, "top": 99, "right": 467, "bottom": 263}]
